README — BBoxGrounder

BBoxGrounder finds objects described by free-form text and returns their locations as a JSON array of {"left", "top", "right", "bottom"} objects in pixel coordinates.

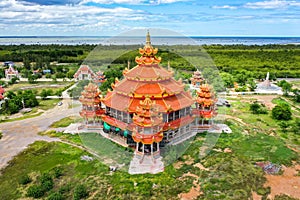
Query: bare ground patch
[{"left": 264, "top": 163, "right": 300, "bottom": 199}]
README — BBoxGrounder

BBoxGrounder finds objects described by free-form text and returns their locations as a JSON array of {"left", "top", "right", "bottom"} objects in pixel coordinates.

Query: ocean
[{"left": 0, "top": 36, "right": 299, "bottom": 45}]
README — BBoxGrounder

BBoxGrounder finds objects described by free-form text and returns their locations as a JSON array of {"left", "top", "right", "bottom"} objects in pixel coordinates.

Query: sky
[{"left": 0, "top": 0, "right": 299, "bottom": 36}]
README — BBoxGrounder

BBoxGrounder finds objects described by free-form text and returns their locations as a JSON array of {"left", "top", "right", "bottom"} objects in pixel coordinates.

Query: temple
[
  {"left": 74, "top": 65, "right": 96, "bottom": 81},
  {"left": 79, "top": 32, "right": 217, "bottom": 173},
  {"left": 5, "top": 65, "right": 20, "bottom": 80}
]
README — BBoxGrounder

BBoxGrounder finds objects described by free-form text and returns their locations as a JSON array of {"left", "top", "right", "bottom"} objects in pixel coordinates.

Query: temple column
[
  {"left": 157, "top": 142, "right": 160, "bottom": 152},
  {"left": 136, "top": 142, "right": 139, "bottom": 152},
  {"left": 151, "top": 143, "right": 153, "bottom": 155},
  {"left": 142, "top": 143, "right": 145, "bottom": 155}
]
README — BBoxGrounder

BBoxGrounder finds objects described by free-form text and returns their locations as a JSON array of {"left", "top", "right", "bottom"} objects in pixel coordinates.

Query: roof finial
[{"left": 146, "top": 30, "right": 151, "bottom": 47}]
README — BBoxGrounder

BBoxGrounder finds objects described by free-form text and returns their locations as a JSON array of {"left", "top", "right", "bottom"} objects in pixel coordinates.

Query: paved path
[{"left": 0, "top": 88, "right": 80, "bottom": 170}]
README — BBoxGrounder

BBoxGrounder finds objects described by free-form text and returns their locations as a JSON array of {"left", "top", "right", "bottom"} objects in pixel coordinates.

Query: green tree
[
  {"left": 220, "top": 72, "right": 234, "bottom": 88},
  {"left": 23, "top": 56, "right": 31, "bottom": 70},
  {"left": 247, "top": 78, "right": 257, "bottom": 91},
  {"left": 277, "top": 80, "right": 292, "bottom": 96},
  {"left": 272, "top": 103, "right": 292, "bottom": 120},
  {"left": 40, "top": 89, "right": 49, "bottom": 100},
  {"left": 28, "top": 74, "right": 38, "bottom": 84}
]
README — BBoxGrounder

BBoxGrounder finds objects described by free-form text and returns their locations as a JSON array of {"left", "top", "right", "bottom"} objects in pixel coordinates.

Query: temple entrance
[{"left": 136, "top": 142, "right": 159, "bottom": 155}]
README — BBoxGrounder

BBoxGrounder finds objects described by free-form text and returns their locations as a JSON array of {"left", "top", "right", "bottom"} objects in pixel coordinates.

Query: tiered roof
[
  {"left": 102, "top": 32, "right": 194, "bottom": 114},
  {"left": 190, "top": 69, "right": 204, "bottom": 86},
  {"left": 132, "top": 97, "right": 163, "bottom": 144},
  {"left": 193, "top": 83, "right": 217, "bottom": 119},
  {"left": 94, "top": 71, "right": 106, "bottom": 84},
  {"left": 79, "top": 83, "right": 104, "bottom": 118},
  {"left": 133, "top": 97, "right": 163, "bottom": 127}
]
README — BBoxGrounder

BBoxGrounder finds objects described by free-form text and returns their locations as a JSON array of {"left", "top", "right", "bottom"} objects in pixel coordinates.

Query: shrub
[
  {"left": 47, "top": 192, "right": 64, "bottom": 200},
  {"left": 19, "top": 174, "right": 32, "bottom": 185},
  {"left": 27, "top": 185, "right": 45, "bottom": 198},
  {"left": 52, "top": 166, "right": 63, "bottom": 178},
  {"left": 250, "top": 102, "right": 268, "bottom": 114},
  {"left": 272, "top": 103, "right": 292, "bottom": 120},
  {"left": 40, "top": 173, "right": 54, "bottom": 191},
  {"left": 73, "top": 184, "right": 88, "bottom": 200}
]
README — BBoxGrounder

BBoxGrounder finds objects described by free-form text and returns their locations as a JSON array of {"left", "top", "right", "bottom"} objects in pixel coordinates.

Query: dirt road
[{"left": 0, "top": 97, "right": 80, "bottom": 170}]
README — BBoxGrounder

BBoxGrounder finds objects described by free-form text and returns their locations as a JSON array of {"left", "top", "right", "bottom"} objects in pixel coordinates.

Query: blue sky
[{"left": 0, "top": 0, "right": 299, "bottom": 36}]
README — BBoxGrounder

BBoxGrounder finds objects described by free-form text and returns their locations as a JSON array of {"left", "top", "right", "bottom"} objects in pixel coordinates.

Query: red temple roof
[
  {"left": 0, "top": 86, "right": 4, "bottom": 100},
  {"left": 102, "top": 32, "right": 193, "bottom": 114}
]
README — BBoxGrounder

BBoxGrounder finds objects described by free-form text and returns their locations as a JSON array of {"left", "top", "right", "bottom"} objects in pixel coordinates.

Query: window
[
  {"left": 144, "top": 128, "right": 152, "bottom": 134},
  {"left": 175, "top": 110, "right": 180, "bottom": 120},
  {"left": 163, "top": 113, "right": 168, "bottom": 122},
  {"left": 169, "top": 112, "right": 174, "bottom": 121}
]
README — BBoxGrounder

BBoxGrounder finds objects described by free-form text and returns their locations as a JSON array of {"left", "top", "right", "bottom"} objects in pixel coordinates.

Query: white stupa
[{"left": 255, "top": 72, "right": 282, "bottom": 94}]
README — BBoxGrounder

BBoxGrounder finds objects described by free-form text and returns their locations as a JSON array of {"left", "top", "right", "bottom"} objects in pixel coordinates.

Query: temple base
[{"left": 128, "top": 153, "right": 164, "bottom": 174}]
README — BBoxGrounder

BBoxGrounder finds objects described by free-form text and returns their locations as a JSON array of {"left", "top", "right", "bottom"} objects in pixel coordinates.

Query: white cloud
[
  {"left": 79, "top": 0, "right": 187, "bottom": 5},
  {"left": 244, "top": 0, "right": 300, "bottom": 9},
  {"left": 0, "top": 0, "right": 149, "bottom": 35},
  {"left": 212, "top": 5, "right": 237, "bottom": 9}
]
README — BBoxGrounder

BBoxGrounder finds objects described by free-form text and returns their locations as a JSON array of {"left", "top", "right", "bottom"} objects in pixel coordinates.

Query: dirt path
[
  {"left": 0, "top": 97, "right": 80, "bottom": 170},
  {"left": 264, "top": 164, "right": 300, "bottom": 199}
]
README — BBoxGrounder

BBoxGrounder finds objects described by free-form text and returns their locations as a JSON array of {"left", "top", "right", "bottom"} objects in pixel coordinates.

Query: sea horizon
[{"left": 0, "top": 35, "right": 299, "bottom": 46}]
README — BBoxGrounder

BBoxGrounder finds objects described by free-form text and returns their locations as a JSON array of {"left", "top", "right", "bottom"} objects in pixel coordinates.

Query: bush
[
  {"left": 250, "top": 102, "right": 268, "bottom": 114},
  {"left": 19, "top": 174, "right": 32, "bottom": 185},
  {"left": 27, "top": 185, "right": 45, "bottom": 198},
  {"left": 73, "top": 184, "right": 88, "bottom": 200},
  {"left": 40, "top": 173, "right": 54, "bottom": 191},
  {"left": 47, "top": 192, "right": 64, "bottom": 200},
  {"left": 53, "top": 166, "right": 63, "bottom": 178},
  {"left": 0, "top": 131, "right": 2, "bottom": 140},
  {"left": 272, "top": 103, "right": 292, "bottom": 120}
]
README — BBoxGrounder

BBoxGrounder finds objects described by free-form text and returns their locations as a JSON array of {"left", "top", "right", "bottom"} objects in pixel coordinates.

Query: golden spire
[{"left": 145, "top": 30, "right": 152, "bottom": 47}]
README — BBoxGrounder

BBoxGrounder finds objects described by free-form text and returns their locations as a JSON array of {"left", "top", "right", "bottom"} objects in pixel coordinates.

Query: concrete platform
[{"left": 128, "top": 153, "right": 164, "bottom": 174}]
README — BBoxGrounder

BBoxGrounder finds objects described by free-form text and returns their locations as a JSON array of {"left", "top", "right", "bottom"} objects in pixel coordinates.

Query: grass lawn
[
  {"left": 38, "top": 99, "right": 61, "bottom": 110},
  {"left": 0, "top": 99, "right": 60, "bottom": 123},
  {"left": 0, "top": 94, "right": 299, "bottom": 199},
  {"left": 0, "top": 120, "right": 298, "bottom": 200},
  {"left": 50, "top": 116, "right": 82, "bottom": 128},
  {"left": 5, "top": 81, "right": 72, "bottom": 95}
]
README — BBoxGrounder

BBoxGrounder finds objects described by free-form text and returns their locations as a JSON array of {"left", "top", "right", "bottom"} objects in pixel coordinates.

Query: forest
[{"left": 0, "top": 44, "right": 299, "bottom": 78}]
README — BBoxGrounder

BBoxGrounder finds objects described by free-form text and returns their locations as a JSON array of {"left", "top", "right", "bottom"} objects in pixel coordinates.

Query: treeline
[
  {"left": 0, "top": 44, "right": 95, "bottom": 63},
  {"left": 1, "top": 44, "right": 299, "bottom": 79}
]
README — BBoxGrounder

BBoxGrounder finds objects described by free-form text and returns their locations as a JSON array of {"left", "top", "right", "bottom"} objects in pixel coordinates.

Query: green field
[{"left": 1, "top": 95, "right": 299, "bottom": 199}]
